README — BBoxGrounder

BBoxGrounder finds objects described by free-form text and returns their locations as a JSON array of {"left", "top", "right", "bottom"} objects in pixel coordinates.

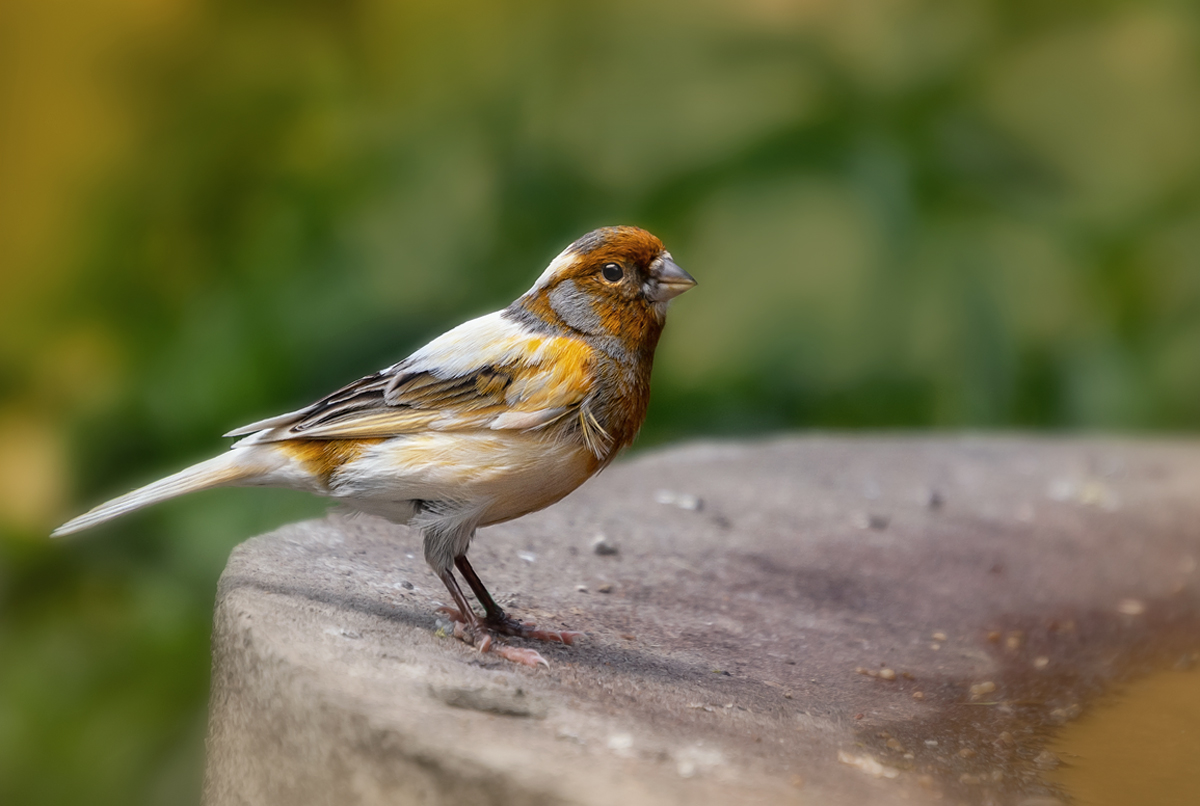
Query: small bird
[{"left": 53, "top": 226, "right": 695, "bottom": 666}]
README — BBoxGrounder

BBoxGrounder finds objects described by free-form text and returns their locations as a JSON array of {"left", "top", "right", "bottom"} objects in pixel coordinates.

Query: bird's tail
[{"left": 52, "top": 451, "right": 261, "bottom": 537}]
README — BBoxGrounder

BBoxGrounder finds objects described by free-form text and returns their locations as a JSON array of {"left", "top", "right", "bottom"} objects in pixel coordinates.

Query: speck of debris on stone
[
  {"left": 958, "top": 747, "right": 977, "bottom": 759},
  {"left": 1050, "top": 704, "right": 1081, "bottom": 723},
  {"left": 555, "top": 728, "right": 585, "bottom": 744},
  {"left": 879, "top": 668, "right": 897, "bottom": 681},
  {"left": 597, "top": 582, "right": 613, "bottom": 594},
  {"left": 1005, "top": 632, "right": 1023, "bottom": 650},
  {"left": 1047, "top": 477, "right": 1077, "bottom": 501},
  {"left": 784, "top": 691, "right": 793, "bottom": 699},
  {"left": 606, "top": 733, "right": 635, "bottom": 757},
  {"left": 854, "top": 513, "right": 890, "bottom": 530},
  {"left": 1034, "top": 656, "right": 1050, "bottom": 669},
  {"left": 1034, "top": 749, "right": 1060, "bottom": 770},
  {"left": 886, "top": 738, "right": 905, "bottom": 752},
  {"left": 923, "top": 488, "right": 945, "bottom": 510},
  {"left": 924, "top": 739, "right": 938, "bottom": 747},
  {"left": 837, "top": 750, "right": 899, "bottom": 779},
  {"left": 912, "top": 691, "right": 925, "bottom": 700},
  {"left": 591, "top": 535, "right": 619, "bottom": 556},
  {"left": 575, "top": 584, "right": 588, "bottom": 593},
  {"left": 654, "top": 489, "right": 703, "bottom": 511},
  {"left": 930, "top": 643, "right": 941, "bottom": 651},
  {"left": 517, "top": 551, "right": 537, "bottom": 563},
  {"left": 995, "top": 731, "right": 1015, "bottom": 746},
  {"left": 987, "top": 630, "right": 1002, "bottom": 643},
  {"left": 1080, "top": 480, "right": 1120, "bottom": 510},
  {"left": 1117, "top": 598, "right": 1146, "bottom": 616},
  {"left": 400, "top": 580, "right": 414, "bottom": 590},
  {"left": 674, "top": 746, "right": 726, "bottom": 779},
  {"left": 969, "top": 681, "right": 997, "bottom": 700},
  {"left": 932, "top": 631, "right": 947, "bottom": 642}
]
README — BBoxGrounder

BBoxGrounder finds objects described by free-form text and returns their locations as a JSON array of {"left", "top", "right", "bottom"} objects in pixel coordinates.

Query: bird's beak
[{"left": 648, "top": 255, "right": 697, "bottom": 302}]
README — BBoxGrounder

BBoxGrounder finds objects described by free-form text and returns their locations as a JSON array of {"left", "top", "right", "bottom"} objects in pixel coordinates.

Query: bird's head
[{"left": 515, "top": 226, "right": 696, "bottom": 341}]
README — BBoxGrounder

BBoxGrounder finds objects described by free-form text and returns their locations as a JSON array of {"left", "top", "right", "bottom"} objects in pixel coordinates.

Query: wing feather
[{"left": 229, "top": 312, "right": 594, "bottom": 444}]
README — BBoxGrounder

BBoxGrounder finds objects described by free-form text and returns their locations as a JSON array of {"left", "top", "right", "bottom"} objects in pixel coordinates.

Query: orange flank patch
[
  {"left": 279, "top": 438, "right": 385, "bottom": 485},
  {"left": 516, "top": 336, "right": 594, "bottom": 409}
]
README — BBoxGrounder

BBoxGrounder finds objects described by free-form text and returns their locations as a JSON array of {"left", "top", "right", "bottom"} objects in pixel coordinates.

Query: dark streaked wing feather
[
  {"left": 225, "top": 309, "right": 597, "bottom": 444},
  {"left": 229, "top": 362, "right": 585, "bottom": 443}
]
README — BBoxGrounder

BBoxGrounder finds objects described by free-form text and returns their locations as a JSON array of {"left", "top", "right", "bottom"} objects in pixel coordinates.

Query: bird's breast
[{"left": 585, "top": 352, "right": 655, "bottom": 458}]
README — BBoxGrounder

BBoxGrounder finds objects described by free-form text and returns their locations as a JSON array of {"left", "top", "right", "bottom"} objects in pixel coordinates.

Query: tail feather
[{"left": 52, "top": 452, "right": 255, "bottom": 537}]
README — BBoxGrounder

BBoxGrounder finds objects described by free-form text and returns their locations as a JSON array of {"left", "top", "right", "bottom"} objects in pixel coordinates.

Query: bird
[{"left": 53, "top": 225, "right": 696, "bottom": 666}]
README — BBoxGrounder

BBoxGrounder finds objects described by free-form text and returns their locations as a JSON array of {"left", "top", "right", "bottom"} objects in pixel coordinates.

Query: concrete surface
[{"left": 202, "top": 436, "right": 1200, "bottom": 806}]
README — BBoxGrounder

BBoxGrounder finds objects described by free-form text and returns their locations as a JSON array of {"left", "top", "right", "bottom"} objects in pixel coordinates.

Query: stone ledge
[{"left": 202, "top": 436, "right": 1200, "bottom": 806}]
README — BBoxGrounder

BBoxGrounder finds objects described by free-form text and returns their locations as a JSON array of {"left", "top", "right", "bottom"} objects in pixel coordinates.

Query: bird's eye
[{"left": 601, "top": 263, "right": 624, "bottom": 282}]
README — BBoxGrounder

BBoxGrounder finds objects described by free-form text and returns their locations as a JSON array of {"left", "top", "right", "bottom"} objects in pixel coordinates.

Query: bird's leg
[
  {"left": 436, "top": 568, "right": 487, "bottom": 636},
  {"left": 453, "top": 555, "right": 583, "bottom": 646},
  {"left": 452, "top": 554, "right": 505, "bottom": 621},
  {"left": 436, "top": 567, "right": 550, "bottom": 667}
]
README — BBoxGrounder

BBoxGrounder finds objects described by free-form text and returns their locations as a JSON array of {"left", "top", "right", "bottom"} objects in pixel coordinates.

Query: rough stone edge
[{"left": 203, "top": 584, "right": 573, "bottom": 806}]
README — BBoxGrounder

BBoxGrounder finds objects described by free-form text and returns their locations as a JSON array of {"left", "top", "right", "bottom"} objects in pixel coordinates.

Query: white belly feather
[{"left": 327, "top": 431, "right": 597, "bottom": 527}]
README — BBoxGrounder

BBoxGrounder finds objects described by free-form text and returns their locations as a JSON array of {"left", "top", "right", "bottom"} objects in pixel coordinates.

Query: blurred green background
[{"left": 2, "top": 0, "right": 1199, "bottom": 803}]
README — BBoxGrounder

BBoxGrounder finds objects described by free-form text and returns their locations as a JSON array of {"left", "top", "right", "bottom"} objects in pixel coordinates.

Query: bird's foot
[
  {"left": 445, "top": 617, "right": 549, "bottom": 667},
  {"left": 485, "top": 613, "right": 585, "bottom": 646},
  {"left": 437, "top": 605, "right": 583, "bottom": 646}
]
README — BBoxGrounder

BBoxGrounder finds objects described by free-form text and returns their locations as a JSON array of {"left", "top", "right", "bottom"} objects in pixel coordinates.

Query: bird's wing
[{"left": 227, "top": 312, "right": 595, "bottom": 443}]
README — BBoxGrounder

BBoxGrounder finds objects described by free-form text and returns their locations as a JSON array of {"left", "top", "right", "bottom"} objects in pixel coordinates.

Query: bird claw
[
  {"left": 516, "top": 626, "right": 585, "bottom": 645},
  {"left": 490, "top": 644, "right": 550, "bottom": 668},
  {"left": 485, "top": 615, "right": 584, "bottom": 646},
  {"left": 450, "top": 620, "right": 549, "bottom": 667},
  {"left": 438, "top": 606, "right": 583, "bottom": 647},
  {"left": 442, "top": 607, "right": 574, "bottom": 666}
]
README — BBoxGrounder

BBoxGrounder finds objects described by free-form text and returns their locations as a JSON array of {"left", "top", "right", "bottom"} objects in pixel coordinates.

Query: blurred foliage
[{"left": 2, "top": 0, "right": 1200, "bottom": 803}]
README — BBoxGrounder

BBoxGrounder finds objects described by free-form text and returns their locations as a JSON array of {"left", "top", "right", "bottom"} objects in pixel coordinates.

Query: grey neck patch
[
  {"left": 548, "top": 280, "right": 606, "bottom": 336},
  {"left": 502, "top": 301, "right": 561, "bottom": 335},
  {"left": 503, "top": 283, "right": 639, "bottom": 365}
]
